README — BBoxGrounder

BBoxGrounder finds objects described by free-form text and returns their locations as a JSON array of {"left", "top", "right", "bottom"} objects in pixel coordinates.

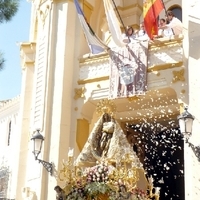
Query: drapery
[
  {"left": 103, "top": 0, "right": 126, "bottom": 48},
  {"left": 109, "top": 41, "right": 148, "bottom": 99},
  {"left": 74, "top": 0, "right": 108, "bottom": 54}
]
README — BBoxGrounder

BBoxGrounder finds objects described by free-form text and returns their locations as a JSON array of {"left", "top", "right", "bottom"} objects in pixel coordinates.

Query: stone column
[
  {"left": 15, "top": 42, "right": 36, "bottom": 199},
  {"left": 40, "top": 0, "right": 81, "bottom": 199}
]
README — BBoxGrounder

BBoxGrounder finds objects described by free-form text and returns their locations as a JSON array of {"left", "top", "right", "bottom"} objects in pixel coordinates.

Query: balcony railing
[{"left": 78, "top": 36, "right": 183, "bottom": 85}]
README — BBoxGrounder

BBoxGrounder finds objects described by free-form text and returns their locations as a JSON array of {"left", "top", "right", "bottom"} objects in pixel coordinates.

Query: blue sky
[{"left": 0, "top": 0, "right": 31, "bottom": 100}]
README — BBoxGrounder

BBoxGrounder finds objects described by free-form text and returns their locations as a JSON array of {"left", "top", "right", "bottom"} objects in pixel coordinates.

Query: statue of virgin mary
[{"left": 75, "top": 113, "right": 148, "bottom": 191}]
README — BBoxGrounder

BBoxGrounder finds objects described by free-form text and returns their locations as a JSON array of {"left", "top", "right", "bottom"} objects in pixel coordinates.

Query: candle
[
  {"left": 155, "top": 187, "right": 161, "bottom": 195},
  {"left": 68, "top": 148, "right": 74, "bottom": 157},
  {"left": 148, "top": 176, "right": 154, "bottom": 185}
]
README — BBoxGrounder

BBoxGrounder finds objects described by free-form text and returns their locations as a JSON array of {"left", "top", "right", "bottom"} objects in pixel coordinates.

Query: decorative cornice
[
  {"left": 37, "top": 2, "right": 52, "bottom": 27},
  {"left": 79, "top": 53, "right": 109, "bottom": 64},
  {"left": 117, "top": 3, "right": 142, "bottom": 12},
  {"left": 148, "top": 61, "right": 183, "bottom": 72},
  {"left": 20, "top": 42, "right": 36, "bottom": 69},
  {"left": 0, "top": 96, "right": 20, "bottom": 110},
  {"left": 127, "top": 96, "right": 140, "bottom": 102},
  {"left": 0, "top": 96, "right": 20, "bottom": 120},
  {"left": 149, "top": 41, "right": 182, "bottom": 51},
  {"left": 78, "top": 76, "right": 109, "bottom": 85},
  {"left": 149, "top": 35, "right": 183, "bottom": 49}
]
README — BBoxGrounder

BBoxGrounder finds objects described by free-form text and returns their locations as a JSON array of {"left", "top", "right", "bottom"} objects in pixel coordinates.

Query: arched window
[
  {"left": 168, "top": 5, "right": 182, "bottom": 22},
  {"left": 7, "top": 121, "right": 11, "bottom": 146}
]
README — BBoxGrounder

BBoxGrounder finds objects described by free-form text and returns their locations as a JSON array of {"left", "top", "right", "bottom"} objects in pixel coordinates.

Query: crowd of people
[
  {"left": 122, "top": 10, "right": 183, "bottom": 43},
  {"left": 122, "top": 22, "right": 149, "bottom": 43}
]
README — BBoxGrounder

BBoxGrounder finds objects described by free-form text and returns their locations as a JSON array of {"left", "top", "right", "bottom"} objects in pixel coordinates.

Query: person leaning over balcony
[
  {"left": 54, "top": 185, "right": 66, "bottom": 200},
  {"left": 122, "top": 26, "right": 137, "bottom": 43},
  {"left": 135, "top": 22, "right": 149, "bottom": 41},
  {"left": 159, "top": 10, "right": 183, "bottom": 36},
  {"left": 154, "top": 18, "right": 174, "bottom": 38}
]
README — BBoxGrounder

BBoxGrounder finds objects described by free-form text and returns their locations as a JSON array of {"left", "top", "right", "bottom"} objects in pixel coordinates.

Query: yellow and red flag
[{"left": 143, "top": 0, "right": 164, "bottom": 39}]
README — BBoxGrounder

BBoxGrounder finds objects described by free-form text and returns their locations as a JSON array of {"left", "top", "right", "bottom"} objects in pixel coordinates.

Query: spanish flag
[{"left": 143, "top": 0, "right": 164, "bottom": 39}]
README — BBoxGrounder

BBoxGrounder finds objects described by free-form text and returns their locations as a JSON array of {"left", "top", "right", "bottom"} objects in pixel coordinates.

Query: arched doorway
[
  {"left": 168, "top": 5, "right": 182, "bottom": 21},
  {"left": 83, "top": 86, "right": 185, "bottom": 199},
  {"left": 126, "top": 120, "right": 185, "bottom": 200}
]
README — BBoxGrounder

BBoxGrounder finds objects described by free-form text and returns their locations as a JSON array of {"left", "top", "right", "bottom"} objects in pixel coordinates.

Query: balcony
[
  {"left": 78, "top": 36, "right": 183, "bottom": 85},
  {"left": 77, "top": 36, "right": 185, "bottom": 122}
]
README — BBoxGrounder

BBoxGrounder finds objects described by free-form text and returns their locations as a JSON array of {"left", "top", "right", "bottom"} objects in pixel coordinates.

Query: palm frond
[
  {"left": 0, "top": 0, "right": 19, "bottom": 23},
  {"left": 0, "top": 51, "right": 5, "bottom": 71}
]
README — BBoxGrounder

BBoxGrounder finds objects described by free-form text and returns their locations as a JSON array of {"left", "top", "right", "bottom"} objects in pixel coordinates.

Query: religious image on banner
[{"left": 109, "top": 42, "right": 148, "bottom": 99}]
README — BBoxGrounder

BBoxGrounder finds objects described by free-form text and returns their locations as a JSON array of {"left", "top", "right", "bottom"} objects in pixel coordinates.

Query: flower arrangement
[
  {"left": 86, "top": 164, "right": 109, "bottom": 183},
  {"left": 131, "top": 187, "right": 148, "bottom": 200},
  {"left": 65, "top": 163, "right": 149, "bottom": 200}
]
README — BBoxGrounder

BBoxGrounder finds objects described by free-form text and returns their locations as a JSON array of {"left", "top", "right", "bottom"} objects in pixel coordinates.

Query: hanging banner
[{"left": 109, "top": 42, "right": 148, "bottom": 99}]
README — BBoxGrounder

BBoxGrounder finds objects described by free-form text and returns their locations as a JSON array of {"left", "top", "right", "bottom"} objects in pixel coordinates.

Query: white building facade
[{"left": 0, "top": 0, "right": 200, "bottom": 199}]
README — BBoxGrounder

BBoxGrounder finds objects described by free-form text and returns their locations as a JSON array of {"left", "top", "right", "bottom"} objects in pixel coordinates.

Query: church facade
[{"left": 0, "top": 0, "right": 200, "bottom": 199}]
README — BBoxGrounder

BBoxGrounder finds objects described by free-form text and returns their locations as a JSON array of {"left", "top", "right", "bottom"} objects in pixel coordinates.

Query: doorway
[{"left": 125, "top": 120, "right": 185, "bottom": 200}]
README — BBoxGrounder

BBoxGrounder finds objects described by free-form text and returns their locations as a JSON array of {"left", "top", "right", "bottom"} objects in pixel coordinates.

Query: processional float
[{"left": 58, "top": 99, "right": 160, "bottom": 200}]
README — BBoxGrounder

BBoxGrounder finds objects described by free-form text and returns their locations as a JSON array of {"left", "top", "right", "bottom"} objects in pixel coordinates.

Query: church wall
[{"left": 0, "top": 97, "right": 20, "bottom": 199}]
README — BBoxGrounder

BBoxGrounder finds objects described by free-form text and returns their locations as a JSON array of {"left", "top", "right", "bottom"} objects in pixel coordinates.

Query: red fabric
[{"left": 144, "top": 0, "right": 164, "bottom": 39}]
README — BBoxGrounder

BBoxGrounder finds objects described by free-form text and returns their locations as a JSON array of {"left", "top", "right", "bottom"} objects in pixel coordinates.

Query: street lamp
[
  {"left": 177, "top": 107, "right": 194, "bottom": 140},
  {"left": 178, "top": 107, "right": 200, "bottom": 161},
  {"left": 31, "top": 130, "right": 53, "bottom": 175}
]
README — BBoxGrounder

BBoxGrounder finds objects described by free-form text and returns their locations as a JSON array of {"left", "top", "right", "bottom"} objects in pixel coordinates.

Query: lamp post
[
  {"left": 177, "top": 107, "right": 200, "bottom": 161},
  {"left": 31, "top": 130, "right": 53, "bottom": 175},
  {"left": 177, "top": 107, "right": 194, "bottom": 141}
]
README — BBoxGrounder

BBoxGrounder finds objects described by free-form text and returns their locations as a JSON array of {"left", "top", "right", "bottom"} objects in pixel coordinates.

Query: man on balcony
[
  {"left": 159, "top": 10, "right": 183, "bottom": 36},
  {"left": 158, "top": 18, "right": 174, "bottom": 37}
]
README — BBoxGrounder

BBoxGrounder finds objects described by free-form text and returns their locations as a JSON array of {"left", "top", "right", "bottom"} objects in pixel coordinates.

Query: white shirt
[
  {"left": 136, "top": 30, "right": 149, "bottom": 41},
  {"left": 158, "top": 27, "right": 174, "bottom": 37},
  {"left": 166, "top": 17, "right": 183, "bottom": 35},
  {"left": 122, "top": 33, "right": 137, "bottom": 43}
]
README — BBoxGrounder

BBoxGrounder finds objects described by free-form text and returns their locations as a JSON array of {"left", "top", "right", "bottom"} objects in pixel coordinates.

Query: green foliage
[
  {"left": 0, "top": 51, "right": 5, "bottom": 71},
  {"left": 85, "top": 182, "right": 110, "bottom": 197},
  {"left": 0, "top": 0, "right": 19, "bottom": 23},
  {"left": 0, "top": 0, "right": 20, "bottom": 70}
]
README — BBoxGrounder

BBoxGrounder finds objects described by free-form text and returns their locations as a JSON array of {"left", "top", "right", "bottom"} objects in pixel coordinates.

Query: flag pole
[
  {"left": 160, "top": 0, "right": 174, "bottom": 34},
  {"left": 111, "top": 0, "right": 130, "bottom": 42},
  {"left": 161, "top": 0, "right": 168, "bottom": 15}
]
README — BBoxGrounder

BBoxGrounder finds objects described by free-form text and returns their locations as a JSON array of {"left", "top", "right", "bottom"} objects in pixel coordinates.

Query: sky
[{"left": 0, "top": 0, "right": 31, "bottom": 101}]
